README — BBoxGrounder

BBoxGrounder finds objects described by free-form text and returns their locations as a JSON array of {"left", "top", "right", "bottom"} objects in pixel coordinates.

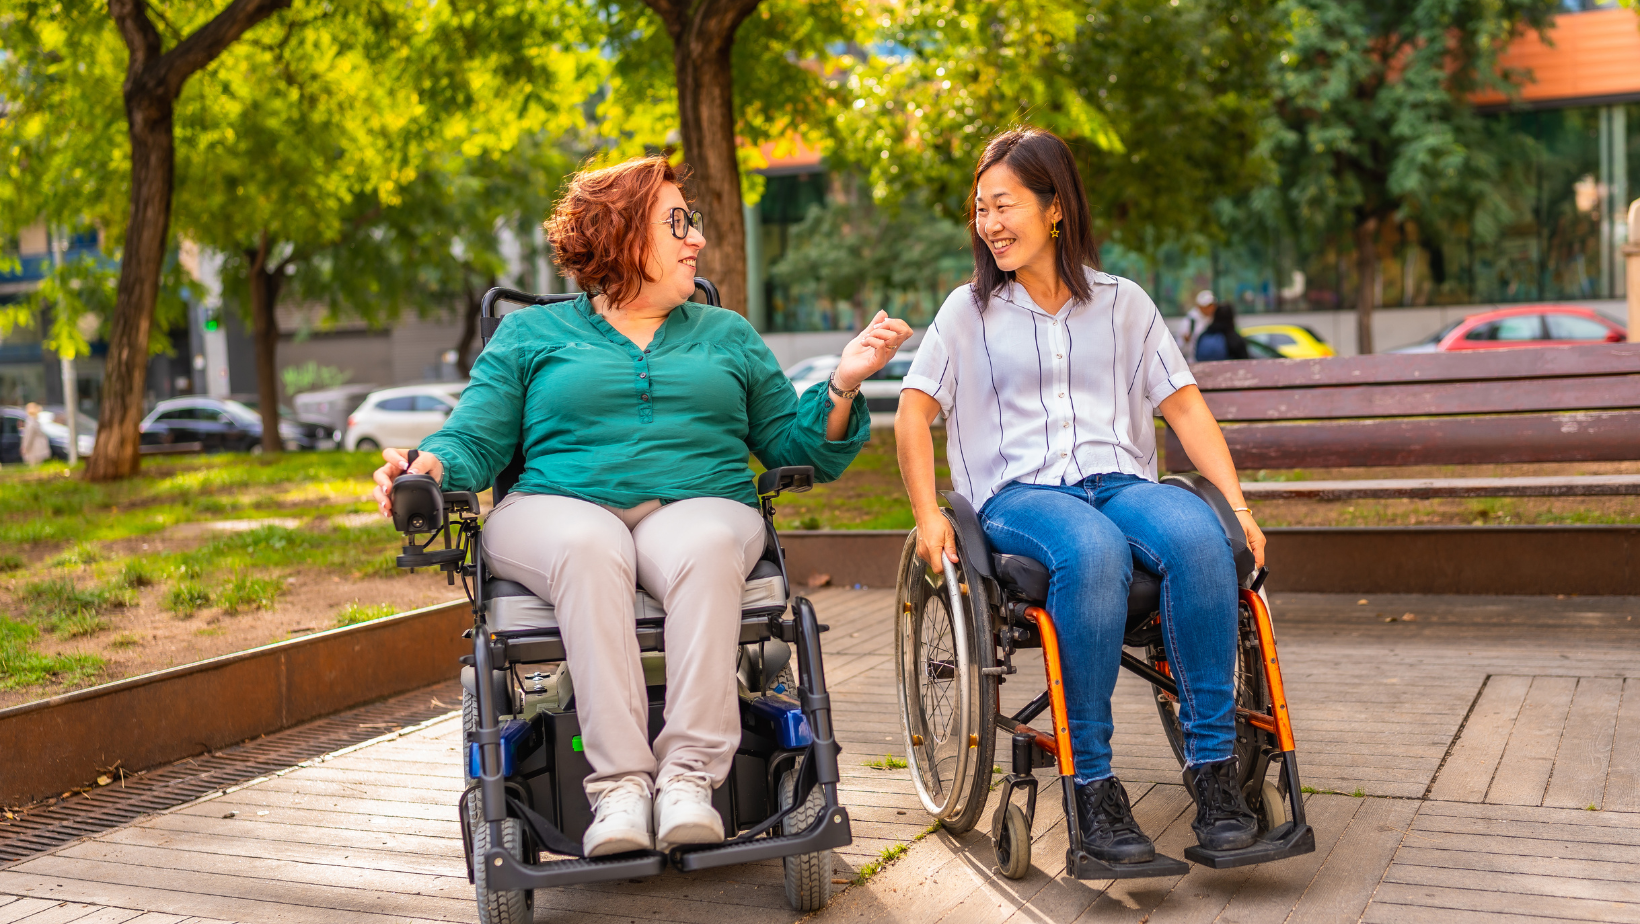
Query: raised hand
[{"left": 833, "top": 310, "right": 915, "bottom": 390}]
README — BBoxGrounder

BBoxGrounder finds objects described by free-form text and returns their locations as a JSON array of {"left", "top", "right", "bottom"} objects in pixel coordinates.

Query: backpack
[{"left": 1195, "top": 331, "right": 1229, "bottom": 362}]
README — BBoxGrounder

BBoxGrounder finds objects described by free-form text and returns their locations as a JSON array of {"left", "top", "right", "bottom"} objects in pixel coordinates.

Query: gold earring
[{"left": 1051, "top": 222, "right": 1059, "bottom": 239}]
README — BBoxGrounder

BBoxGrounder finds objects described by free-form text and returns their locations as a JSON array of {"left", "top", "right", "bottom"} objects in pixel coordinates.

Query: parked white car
[
  {"left": 344, "top": 383, "right": 466, "bottom": 451},
  {"left": 785, "top": 350, "right": 916, "bottom": 428}
]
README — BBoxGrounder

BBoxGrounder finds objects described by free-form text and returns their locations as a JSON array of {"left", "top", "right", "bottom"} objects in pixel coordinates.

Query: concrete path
[{"left": 1, "top": 590, "right": 1637, "bottom": 923}]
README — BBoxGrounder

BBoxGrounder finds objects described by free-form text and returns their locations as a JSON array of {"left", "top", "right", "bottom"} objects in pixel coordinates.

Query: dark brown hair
[
  {"left": 968, "top": 128, "right": 1100, "bottom": 310},
  {"left": 545, "top": 155, "right": 690, "bottom": 308}
]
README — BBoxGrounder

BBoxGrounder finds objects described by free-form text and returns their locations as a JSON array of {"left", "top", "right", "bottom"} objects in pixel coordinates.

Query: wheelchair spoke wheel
[
  {"left": 1147, "top": 594, "right": 1276, "bottom": 814},
  {"left": 894, "top": 521, "right": 998, "bottom": 834}
]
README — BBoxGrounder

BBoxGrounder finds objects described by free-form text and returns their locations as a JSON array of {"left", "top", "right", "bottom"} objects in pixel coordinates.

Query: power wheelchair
[
  {"left": 894, "top": 476, "right": 1315, "bottom": 880},
  {"left": 389, "top": 280, "right": 851, "bottom": 924}
]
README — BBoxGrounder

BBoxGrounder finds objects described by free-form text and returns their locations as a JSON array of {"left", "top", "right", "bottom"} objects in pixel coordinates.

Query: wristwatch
[{"left": 828, "top": 374, "right": 860, "bottom": 400}]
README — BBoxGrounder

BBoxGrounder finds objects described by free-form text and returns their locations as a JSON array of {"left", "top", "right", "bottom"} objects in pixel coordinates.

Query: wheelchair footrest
[
  {"left": 1182, "top": 822, "right": 1316, "bottom": 870},
  {"left": 486, "top": 849, "right": 665, "bottom": 890},
  {"left": 1066, "top": 848, "right": 1190, "bottom": 880},
  {"left": 673, "top": 806, "right": 853, "bottom": 872}
]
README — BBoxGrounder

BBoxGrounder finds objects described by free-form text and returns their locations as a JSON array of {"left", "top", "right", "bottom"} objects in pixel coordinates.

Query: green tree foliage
[
  {"left": 1264, "top": 0, "right": 1558, "bottom": 351},
  {"left": 769, "top": 178, "right": 969, "bottom": 328},
  {"left": 829, "top": 0, "right": 1279, "bottom": 255}
]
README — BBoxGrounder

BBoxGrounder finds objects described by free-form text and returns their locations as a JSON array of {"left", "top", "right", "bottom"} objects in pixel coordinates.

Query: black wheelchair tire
[
  {"left": 1147, "top": 595, "right": 1280, "bottom": 830},
  {"left": 779, "top": 764, "right": 833, "bottom": 913},
  {"left": 894, "top": 521, "right": 999, "bottom": 836},
  {"left": 465, "top": 788, "right": 533, "bottom": 924},
  {"left": 992, "top": 802, "right": 1032, "bottom": 880}
]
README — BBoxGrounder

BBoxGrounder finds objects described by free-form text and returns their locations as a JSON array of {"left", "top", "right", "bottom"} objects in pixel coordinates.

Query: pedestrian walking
[{"left": 21, "top": 403, "right": 51, "bottom": 465}]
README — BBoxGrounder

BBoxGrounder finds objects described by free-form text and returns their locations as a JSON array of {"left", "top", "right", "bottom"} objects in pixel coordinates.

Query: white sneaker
[
  {"left": 583, "top": 776, "right": 653, "bottom": 857},
  {"left": 654, "top": 771, "right": 724, "bottom": 851}
]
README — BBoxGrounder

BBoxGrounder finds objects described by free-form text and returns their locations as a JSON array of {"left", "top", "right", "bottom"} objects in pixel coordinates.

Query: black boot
[
  {"left": 1183, "top": 757, "right": 1259, "bottom": 851},
  {"left": 1074, "top": 777, "right": 1155, "bottom": 864}
]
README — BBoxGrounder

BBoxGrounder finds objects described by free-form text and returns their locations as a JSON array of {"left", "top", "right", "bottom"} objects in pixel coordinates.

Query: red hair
[{"left": 545, "top": 155, "right": 690, "bottom": 308}]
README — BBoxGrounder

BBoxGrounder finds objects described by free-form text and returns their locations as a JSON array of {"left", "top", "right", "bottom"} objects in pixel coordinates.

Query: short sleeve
[
  {"left": 903, "top": 320, "right": 957, "bottom": 415},
  {"left": 1129, "top": 284, "right": 1196, "bottom": 407}
]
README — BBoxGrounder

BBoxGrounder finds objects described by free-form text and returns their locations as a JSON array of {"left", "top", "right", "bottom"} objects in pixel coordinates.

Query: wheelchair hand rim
[{"left": 894, "top": 527, "right": 980, "bottom": 822}]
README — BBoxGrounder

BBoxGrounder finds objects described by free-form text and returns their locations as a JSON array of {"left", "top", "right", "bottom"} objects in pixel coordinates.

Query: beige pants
[{"left": 482, "top": 493, "right": 766, "bottom": 798}]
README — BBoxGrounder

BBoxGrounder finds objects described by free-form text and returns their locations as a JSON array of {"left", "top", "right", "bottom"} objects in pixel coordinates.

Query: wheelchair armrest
[
  {"left": 1160, "top": 472, "right": 1255, "bottom": 584},
  {"left": 758, "top": 465, "right": 815, "bottom": 498},
  {"left": 938, "top": 490, "right": 994, "bottom": 580}
]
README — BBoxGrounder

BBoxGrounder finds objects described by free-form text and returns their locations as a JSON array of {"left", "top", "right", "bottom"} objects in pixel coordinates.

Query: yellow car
[{"left": 1240, "top": 324, "right": 1336, "bottom": 358}]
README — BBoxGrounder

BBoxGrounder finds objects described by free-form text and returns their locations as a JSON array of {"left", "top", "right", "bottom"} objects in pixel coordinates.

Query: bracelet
[
  {"left": 828, "top": 374, "right": 860, "bottom": 400},
  {"left": 1231, "top": 506, "right": 1252, "bottom": 514}
]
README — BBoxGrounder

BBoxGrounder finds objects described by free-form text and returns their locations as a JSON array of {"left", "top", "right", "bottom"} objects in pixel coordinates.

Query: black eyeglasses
[{"left": 656, "top": 207, "right": 705, "bottom": 239}]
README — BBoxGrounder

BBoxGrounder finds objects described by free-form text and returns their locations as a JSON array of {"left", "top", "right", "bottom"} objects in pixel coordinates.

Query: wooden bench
[{"left": 1165, "top": 342, "right": 1640, "bottom": 500}]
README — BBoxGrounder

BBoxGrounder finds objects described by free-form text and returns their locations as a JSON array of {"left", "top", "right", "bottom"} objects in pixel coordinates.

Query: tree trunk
[
  {"left": 247, "top": 235, "right": 285, "bottom": 455},
  {"left": 90, "top": 0, "right": 294, "bottom": 481},
  {"left": 648, "top": 0, "right": 762, "bottom": 318},
  {"left": 1354, "top": 214, "right": 1380, "bottom": 355},
  {"left": 88, "top": 91, "right": 173, "bottom": 481}
]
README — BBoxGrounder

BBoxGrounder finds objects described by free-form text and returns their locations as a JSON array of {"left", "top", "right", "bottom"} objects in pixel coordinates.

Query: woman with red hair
[{"left": 372, "top": 155, "right": 911, "bottom": 856}]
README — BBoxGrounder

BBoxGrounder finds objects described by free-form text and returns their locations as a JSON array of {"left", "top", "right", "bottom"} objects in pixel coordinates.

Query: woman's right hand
[
  {"left": 372, "top": 448, "right": 444, "bottom": 518},
  {"left": 915, "top": 511, "right": 960, "bottom": 570}
]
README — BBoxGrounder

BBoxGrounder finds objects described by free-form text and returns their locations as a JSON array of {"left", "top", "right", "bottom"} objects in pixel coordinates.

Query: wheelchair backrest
[{"left": 477, "top": 279, "right": 723, "bottom": 505}]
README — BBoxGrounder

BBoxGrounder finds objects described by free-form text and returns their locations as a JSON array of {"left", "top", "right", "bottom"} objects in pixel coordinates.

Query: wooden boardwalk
[{"left": 2, "top": 588, "right": 1638, "bottom": 923}]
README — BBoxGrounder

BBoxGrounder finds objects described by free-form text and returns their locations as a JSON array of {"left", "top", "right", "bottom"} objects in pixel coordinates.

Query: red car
[{"left": 1395, "top": 305, "right": 1626, "bottom": 353}]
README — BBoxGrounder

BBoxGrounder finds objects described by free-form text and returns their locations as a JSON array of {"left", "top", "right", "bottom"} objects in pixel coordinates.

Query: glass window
[
  {"left": 412, "top": 395, "right": 452, "bottom": 412},
  {"left": 1265, "top": 333, "right": 1297, "bottom": 347},
  {"left": 1545, "top": 313, "right": 1613, "bottom": 340},
  {"left": 375, "top": 396, "right": 416, "bottom": 412},
  {"left": 1466, "top": 316, "right": 1544, "bottom": 341},
  {"left": 156, "top": 408, "right": 196, "bottom": 421},
  {"left": 1, "top": 416, "right": 19, "bottom": 435}
]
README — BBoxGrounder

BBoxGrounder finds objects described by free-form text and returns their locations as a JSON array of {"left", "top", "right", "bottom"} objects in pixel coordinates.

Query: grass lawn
[{"left": 0, "top": 451, "right": 457, "bottom": 707}]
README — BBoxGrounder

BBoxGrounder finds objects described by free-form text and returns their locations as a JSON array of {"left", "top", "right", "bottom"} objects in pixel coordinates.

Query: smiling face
[
  {"left": 973, "top": 162, "right": 1061, "bottom": 276},
  {"left": 642, "top": 183, "right": 706, "bottom": 308}
]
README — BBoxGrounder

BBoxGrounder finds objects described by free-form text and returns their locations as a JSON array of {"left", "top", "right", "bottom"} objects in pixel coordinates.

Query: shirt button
[
  {"left": 1056, "top": 354, "right": 1063, "bottom": 358},
  {"left": 639, "top": 373, "right": 647, "bottom": 379},
  {"left": 1062, "top": 422, "right": 1070, "bottom": 428},
  {"left": 1058, "top": 392, "right": 1065, "bottom": 398},
  {"left": 1061, "top": 452, "right": 1068, "bottom": 458},
  {"left": 640, "top": 394, "right": 650, "bottom": 402}
]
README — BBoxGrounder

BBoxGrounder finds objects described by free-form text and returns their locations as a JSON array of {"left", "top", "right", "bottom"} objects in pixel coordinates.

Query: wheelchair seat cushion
[
  {"left": 487, "top": 560, "right": 787, "bottom": 634},
  {"left": 991, "top": 553, "right": 1161, "bottom": 620}
]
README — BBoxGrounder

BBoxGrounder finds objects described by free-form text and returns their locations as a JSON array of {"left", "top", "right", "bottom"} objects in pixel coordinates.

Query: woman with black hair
[
  {"left": 896, "top": 128, "right": 1266, "bottom": 865},
  {"left": 1194, "top": 302, "right": 1251, "bottom": 362}
]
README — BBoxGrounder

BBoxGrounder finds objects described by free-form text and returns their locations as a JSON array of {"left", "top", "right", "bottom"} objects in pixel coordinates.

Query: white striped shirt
[{"left": 902, "top": 268, "right": 1195, "bottom": 509}]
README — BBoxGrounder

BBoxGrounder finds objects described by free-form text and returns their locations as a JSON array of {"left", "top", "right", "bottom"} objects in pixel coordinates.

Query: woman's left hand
[
  {"left": 833, "top": 310, "right": 915, "bottom": 390},
  {"left": 1236, "top": 509, "right": 1266, "bottom": 570}
]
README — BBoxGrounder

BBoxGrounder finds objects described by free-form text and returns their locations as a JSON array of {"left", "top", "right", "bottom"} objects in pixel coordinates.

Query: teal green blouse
[{"left": 419, "top": 294, "right": 869, "bottom": 507}]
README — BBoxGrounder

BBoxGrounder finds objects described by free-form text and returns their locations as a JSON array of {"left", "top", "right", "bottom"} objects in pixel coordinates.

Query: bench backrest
[{"left": 1164, "top": 342, "right": 1640, "bottom": 471}]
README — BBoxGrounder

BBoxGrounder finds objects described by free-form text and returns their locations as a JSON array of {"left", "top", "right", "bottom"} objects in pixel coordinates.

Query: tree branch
[
  {"left": 150, "top": 0, "right": 294, "bottom": 99},
  {"left": 108, "top": 0, "right": 165, "bottom": 75}
]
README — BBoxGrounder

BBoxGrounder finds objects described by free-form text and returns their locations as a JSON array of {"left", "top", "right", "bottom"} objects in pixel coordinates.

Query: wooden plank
[
  {"left": 1428, "top": 675, "right": 1532, "bottom": 803},
  {"left": 1393, "top": 845, "right": 1640, "bottom": 883},
  {"left": 1488, "top": 676, "right": 1578, "bottom": 806},
  {"left": 1364, "top": 900, "right": 1613, "bottom": 924},
  {"left": 1204, "top": 374, "right": 1640, "bottom": 422},
  {"left": 1283, "top": 796, "right": 1418, "bottom": 924},
  {"left": 1241, "top": 474, "right": 1640, "bottom": 501},
  {"left": 1608, "top": 678, "right": 1640, "bottom": 813},
  {"left": 1190, "top": 342, "right": 1640, "bottom": 391},
  {"left": 1369, "top": 882, "right": 1640, "bottom": 923},
  {"left": 1166, "top": 409, "right": 1640, "bottom": 471},
  {"left": 59, "top": 911, "right": 144, "bottom": 924},
  {"left": 1196, "top": 794, "right": 1360, "bottom": 924},
  {"left": 1545, "top": 677, "right": 1624, "bottom": 810},
  {"left": 11, "top": 905, "right": 111, "bottom": 924},
  {"left": 1383, "top": 864, "right": 1640, "bottom": 903},
  {"left": 0, "top": 900, "right": 56, "bottom": 924}
]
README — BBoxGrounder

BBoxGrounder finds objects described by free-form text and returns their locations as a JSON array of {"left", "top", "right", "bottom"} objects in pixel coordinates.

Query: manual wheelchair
[
  {"left": 894, "top": 477, "right": 1314, "bottom": 880},
  {"left": 389, "top": 280, "right": 851, "bottom": 924}
]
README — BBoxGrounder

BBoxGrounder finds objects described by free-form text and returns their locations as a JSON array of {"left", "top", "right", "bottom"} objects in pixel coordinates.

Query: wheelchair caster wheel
[
  {"left": 993, "top": 803, "right": 1032, "bottom": 880},
  {"left": 1258, "top": 780, "right": 1287, "bottom": 833}
]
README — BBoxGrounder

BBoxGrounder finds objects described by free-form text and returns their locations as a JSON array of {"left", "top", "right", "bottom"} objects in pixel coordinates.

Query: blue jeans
[{"left": 980, "top": 474, "right": 1239, "bottom": 782}]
